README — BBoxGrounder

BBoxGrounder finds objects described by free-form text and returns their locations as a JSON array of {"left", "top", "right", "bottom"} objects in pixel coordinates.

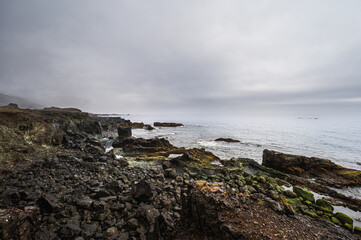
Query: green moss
[
  {"left": 354, "top": 226, "right": 361, "bottom": 235},
  {"left": 322, "top": 215, "right": 331, "bottom": 221},
  {"left": 331, "top": 217, "right": 341, "bottom": 225},
  {"left": 287, "top": 198, "right": 303, "bottom": 206},
  {"left": 316, "top": 211, "right": 323, "bottom": 216},
  {"left": 315, "top": 199, "right": 334, "bottom": 213},
  {"left": 340, "top": 170, "right": 361, "bottom": 177},
  {"left": 293, "top": 186, "right": 315, "bottom": 203},
  {"left": 304, "top": 210, "right": 317, "bottom": 218},
  {"left": 343, "top": 223, "right": 353, "bottom": 231},
  {"left": 335, "top": 212, "right": 353, "bottom": 226}
]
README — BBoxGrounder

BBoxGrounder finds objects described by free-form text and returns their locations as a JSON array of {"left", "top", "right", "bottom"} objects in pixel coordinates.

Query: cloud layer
[{"left": 1, "top": 0, "right": 361, "bottom": 115}]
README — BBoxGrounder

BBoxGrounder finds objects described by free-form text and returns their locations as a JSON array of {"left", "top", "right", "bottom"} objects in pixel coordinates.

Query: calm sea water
[{"left": 120, "top": 114, "right": 361, "bottom": 171}]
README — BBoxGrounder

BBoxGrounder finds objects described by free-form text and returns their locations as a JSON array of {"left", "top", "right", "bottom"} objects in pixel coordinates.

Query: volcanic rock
[
  {"left": 131, "top": 180, "right": 156, "bottom": 202},
  {"left": 154, "top": 122, "right": 183, "bottom": 127},
  {"left": 262, "top": 149, "right": 361, "bottom": 188},
  {"left": 117, "top": 127, "right": 132, "bottom": 139},
  {"left": 215, "top": 138, "right": 240, "bottom": 143},
  {"left": 170, "top": 148, "right": 220, "bottom": 167}
]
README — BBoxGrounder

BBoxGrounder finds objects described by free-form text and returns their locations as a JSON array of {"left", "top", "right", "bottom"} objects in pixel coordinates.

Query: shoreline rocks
[
  {"left": 262, "top": 149, "right": 361, "bottom": 188},
  {"left": 215, "top": 138, "right": 240, "bottom": 143},
  {"left": 154, "top": 122, "right": 183, "bottom": 127},
  {"left": 1, "top": 107, "right": 361, "bottom": 239}
]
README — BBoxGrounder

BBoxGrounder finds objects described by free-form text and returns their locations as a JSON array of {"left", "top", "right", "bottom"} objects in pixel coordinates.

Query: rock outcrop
[
  {"left": 262, "top": 149, "right": 361, "bottom": 188},
  {"left": 170, "top": 148, "right": 221, "bottom": 167},
  {"left": 215, "top": 138, "right": 240, "bottom": 143},
  {"left": 112, "top": 137, "right": 185, "bottom": 156},
  {"left": 154, "top": 122, "right": 183, "bottom": 127},
  {"left": 178, "top": 181, "right": 358, "bottom": 240},
  {"left": 0, "top": 108, "right": 102, "bottom": 167}
]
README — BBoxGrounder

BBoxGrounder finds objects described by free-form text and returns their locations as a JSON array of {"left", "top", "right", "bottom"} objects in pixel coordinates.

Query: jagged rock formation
[{"left": 262, "top": 149, "right": 361, "bottom": 188}]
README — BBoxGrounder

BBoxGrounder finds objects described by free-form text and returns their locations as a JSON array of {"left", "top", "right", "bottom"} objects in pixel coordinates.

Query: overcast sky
[{"left": 1, "top": 1, "right": 361, "bottom": 115}]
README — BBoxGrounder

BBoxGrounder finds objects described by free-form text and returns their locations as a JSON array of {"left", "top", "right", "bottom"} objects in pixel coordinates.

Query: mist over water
[{"left": 123, "top": 114, "right": 361, "bottom": 171}]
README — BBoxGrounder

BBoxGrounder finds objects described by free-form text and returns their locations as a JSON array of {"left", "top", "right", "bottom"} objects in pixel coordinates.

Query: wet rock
[
  {"left": 215, "top": 138, "right": 240, "bottom": 143},
  {"left": 293, "top": 186, "right": 315, "bottom": 203},
  {"left": 315, "top": 198, "right": 334, "bottom": 213},
  {"left": 113, "top": 137, "right": 182, "bottom": 155},
  {"left": 37, "top": 193, "right": 58, "bottom": 212},
  {"left": 144, "top": 125, "right": 155, "bottom": 130},
  {"left": 262, "top": 149, "right": 361, "bottom": 188},
  {"left": 170, "top": 148, "right": 220, "bottom": 166},
  {"left": 117, "top": 127, "right": 132, "bottom": 139},
  {"left": 154, "top": 122, "right": 183, "bottom": 127},
  {"left": 131, "top": 180, "right": 156, "bottom": 202},
  {"left": 334, "top": 212, "right": 353, "bottom": 226},
  {"left": 283, "top": 190, "right": 297, "bottom": 198}
]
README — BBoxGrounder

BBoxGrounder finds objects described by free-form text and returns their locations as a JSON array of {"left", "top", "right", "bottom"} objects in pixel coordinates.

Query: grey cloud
[{"left": 1, "top": 0, "right": 361, "bottom": 115}]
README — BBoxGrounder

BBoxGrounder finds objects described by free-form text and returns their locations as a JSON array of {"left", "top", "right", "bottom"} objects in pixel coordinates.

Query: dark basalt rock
[
  {"left": 145, "top": 124, "right": 155, "bottom": 130},
  {"left": 262, "top": 149, "right": 361, "bottom": 188},
  {"left": 0, "top": 207, "right": 41, "bottom": 240},
  {"left": 131, "top": 180, "right": 156, "bottom": 202},
  {"left": 37, "top": 193, "right": 58, "bottom": 212},
  {"left": 178, "top": 181, "right": 358, "bottom": 240},
  {"left": 112, "top": 137, "right": 183, "bottom": 156},
  {"left": 154, "top": 122, "right": 183, "bottom": 127},
  {"left": 170, "top": 148, "right": 220, "bottom": 167},
  {"left": 215, "top": 138, "right": 240, "bottom": 143},
  {"left": 117, "top": 127, "right": 132, "bottom": 139}
]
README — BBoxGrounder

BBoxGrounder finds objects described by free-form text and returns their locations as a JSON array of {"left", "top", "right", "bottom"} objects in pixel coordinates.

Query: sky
[{"left": 1, "top": 0, "right": 361, "bottom": 116}]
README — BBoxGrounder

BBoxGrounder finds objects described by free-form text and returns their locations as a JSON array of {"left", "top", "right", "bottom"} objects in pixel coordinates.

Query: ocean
[{"left": 120, "top": 114, "right": 361, "bottom": 171}]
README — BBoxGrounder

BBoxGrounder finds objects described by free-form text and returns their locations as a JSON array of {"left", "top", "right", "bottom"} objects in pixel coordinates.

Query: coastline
[{"left": 0, "top": 107, "right": 360, "bottom": 239}]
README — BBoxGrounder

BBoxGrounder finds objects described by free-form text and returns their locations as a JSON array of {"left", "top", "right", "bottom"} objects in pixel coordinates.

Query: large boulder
[
  {"left": 262, "top": 149, "right": 361, "bottom": 188},
  {"left": 112, "top": 137, "right": 184, "bottom": 156},
  {"left": 131, "top": 180, "right": 156, "bottom": 202},
  {"left": 170, "top": 148, "right": 220, "bottom": 167},
  {"left": 117, "top": 127, "right": 132, "bottom": 139}
]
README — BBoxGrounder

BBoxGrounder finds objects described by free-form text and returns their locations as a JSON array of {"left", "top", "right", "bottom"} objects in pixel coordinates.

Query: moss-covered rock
[
  {"left": 304, "top": 210, "right": 317, "bottom": 218},
  {"left": 286, "top": 198, "right": 303, "bottom": 206},
  {"left": 315, "top": 199, "right": 333, "bottom": 213},
  {"left": 331, "top": 217, "right": 341, "bottom": 225},
  {"left": 256, "top": 175, "right": 266, "bottom": 184},
  {"left": 343, "top": 223, "right": 353, "bottom": 231},
  {"left": 293, "top": 186, "right": 315, "bottom": 203},
  {"left": 334, "top": 212, "right": 353, "bottom": 226},
  {"left": 283, "top": 190, "right": 297, "bottom": 198},
  {"left": 322, "top": 215, "right": 331, "bottom": 221},
  {"left": 316, "top": 211, "right": 323, "bottom": 216},
  {"left": 354, "top": 226, "right": 361, "bottom": 236},
  {"left": 280, "top": 196, "right": 295, "bottom": 215}
]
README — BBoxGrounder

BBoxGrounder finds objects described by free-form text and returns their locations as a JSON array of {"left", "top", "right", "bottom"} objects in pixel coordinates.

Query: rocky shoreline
[{"left": 0, "top": 106, "right": 360, "bottom": 239}]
